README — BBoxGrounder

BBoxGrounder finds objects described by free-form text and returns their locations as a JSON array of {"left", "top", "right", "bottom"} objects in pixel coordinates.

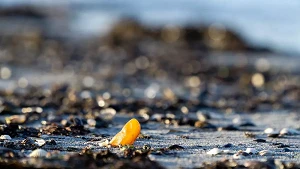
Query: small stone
[
  {"left": 233, "top": 117, "right": 255, "bottom": 127},
  {"left": 264, "top": 128, "right": 277, "bottom": 134},
  {"left": 194, "top": 121, "right": 217, "bottom": 129},
  {"left": 280, "top": 128, "right": 300, "bottom": 135},
  {"left": 21, "top": 137, "right": 36, "bottom": 145},
  {"left": 223, "top": 143, "right": 233, "bottom": 148},
  {"left": 207, "top": 148, "right": 222, "bottom": 155},
  {"left": 268, "top": 133, "right": 280, "bottom": 138},
  {"left": 244, "top": 132, "right": 256, "bottom": 138},
  {"left": 99, "top": 139, "right": 109, "bottom": 147},
  {"left": 277, "top": 143, "right": 290, "bottom": 148},
  {"left": 5, "top": 115, "right": 26, "bottom": 124},
  {"left": 253, "top": 139, "right": 266, "bottom": 143},
  {"left": 35, "top": 138, "right": 46, "bottom": 147},
  {"left": 218, "top": 125, "right": 239, "bottom": 131},
  {"left": 245, "top": 148, "right": 257, "bottom": 154},
  {"left": 239, "top": 122, "right": 256, "bottom": 127},
  {"left": 223, "top": 149, "right": 234, "bottom": 154},
  {"left": 143, "top": 144, "right": 151, "bottom": 150},
  {"left": 196, "top": 111, "right": 210, "bottom": 121},
  {"left": 87, "top": 119, "right": 96, "bottom": 127},
  {"left": 168, "top": 145, "right": 184, "bottom": 150},
  {"left": 29, "top": 149, "right": 47, "bottom": 158},
  {"left": 0, "top": 135, "right": 12, "bottom": 140},
  {"left": 46, "top": 139, "right": 57, "bottom": 145},
  {"left": 259, "top": 150, "right": 273, "bottom": 156},
  {"left": 99, "top": 108, "right": 116, "bottom": 121},
  {"left": 233, "top": 151, "right": 248, "bottom": 159}
]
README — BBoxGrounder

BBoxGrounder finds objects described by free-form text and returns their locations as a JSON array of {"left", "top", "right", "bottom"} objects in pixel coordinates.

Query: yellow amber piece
[{"left": 110, "top": 118, "right": 141, "bottom": 147}]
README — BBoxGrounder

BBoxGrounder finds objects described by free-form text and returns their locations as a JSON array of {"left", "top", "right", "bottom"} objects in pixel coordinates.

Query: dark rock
[
  {"left": 218, "top": 125, "right": 239, "bottom": 131},
  {"left": 223, "top": 143, "right": 234, "bottom": 148},
  {"left": 168, "top": 145, "right": 184, "bottom": 150},
  {"left": 253, "top": 139, "right": 266, "bottom": 143}
]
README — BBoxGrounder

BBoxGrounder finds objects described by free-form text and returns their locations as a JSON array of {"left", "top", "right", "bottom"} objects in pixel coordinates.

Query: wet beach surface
[{"left": 1, "top": 4, "right": 300, "bottom": 169}]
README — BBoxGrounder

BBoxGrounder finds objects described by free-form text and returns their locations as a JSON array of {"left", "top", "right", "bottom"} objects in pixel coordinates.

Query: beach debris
[
  {"left": 207, "top": 148, "right": 222, "bottom": 155},
  {"left": 110, "top": 118, "right": 141, "bottom": 147},
  {"left": 0, "top": 135, "right": 11, "bottom": 140},
  {"left": 29, "top": 149, "right": 47, "bottom": 158}
]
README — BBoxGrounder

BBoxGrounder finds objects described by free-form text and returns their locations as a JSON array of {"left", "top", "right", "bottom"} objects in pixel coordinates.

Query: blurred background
[{"left": 0, "top": 0, "right": 299, "bottom": 113}]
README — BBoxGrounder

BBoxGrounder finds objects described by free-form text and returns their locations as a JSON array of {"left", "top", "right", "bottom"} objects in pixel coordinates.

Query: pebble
[
  {"left": 196, "top": 111, "right": 210, "bottom": 121},
  {"left": 29, "top": 149, "right": 47, "bottom": 158},
  {"left": 280, "top": 128, "right": 300, "bottom": 135},
  {"left": 222, "top": 149, "right": 234, "bottom": 154},
  {"left": 253, "top": 139, "right": 266, "bottom": 143},
  {"left": 233, "top": 151, "right": 248, "bottom": 159},
  {"left": 46, "top": 139, "right": 57, "bottom": 145},
  {"left": 35, "top": 138, "right": 46, "bottom": 147},
  {"left": 264, "top": 128, "right": 275, "bottom": 134},
  {"left": 87, "top": 119, "right": 97, "bottom": 127},
  {"left": 0, "top": 135, "right": 12, "bottom": 140},
  {"left": 218, "top": 125, "right": 239, "bottom": 131},
  {"left": 244, "top": 132, "right": 256, "bottom": 138},
  {"left": 143, "top": 144, "right": 151, "bottom": 150},
  {"left": 245, "top": 148, "right": 257, "bottom": 154},
  {"left": 268, "top": 133, "right": 280, "bottom": 138},
  {"left": 223, "top": 143, "right": 233, "bottom": 148},
  {"left": 5, "top": 115, "right": 26, "bottom": 124},
  {"left": 207, "top": 148, "right": 222, "bottom": 155},
  {"left": 168, "top": 145, "right": 184, "bottom": 150},
  {"left": 99, "top": 108, "right": 116, "bottom": 121},
  {"left": 233, "top": 117, "right": 255, "bottom": 127},
  {"left": 259, "top": 150, "right": 273, "bottom": 156},
  {"left": 98, "top": 139, "right": 109, "bottom": 147}
]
